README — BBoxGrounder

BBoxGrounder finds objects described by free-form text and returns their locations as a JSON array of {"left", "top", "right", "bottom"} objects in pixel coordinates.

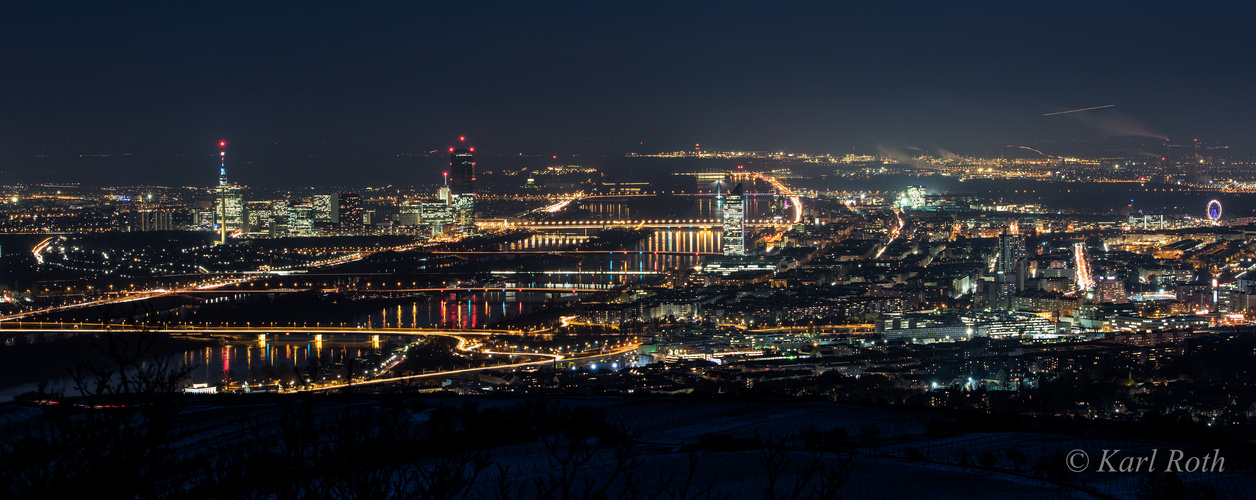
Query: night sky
[{"left": 1, "top": 1, "right": 1252, "bottom": 186}]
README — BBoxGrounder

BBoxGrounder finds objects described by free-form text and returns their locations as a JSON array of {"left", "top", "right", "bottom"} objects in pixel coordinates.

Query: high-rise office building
[
  {"left": 449, "top": 139, "right": 476, "bottom": 235},
  {"left": 288, "top": 203, "right": 316, "bottom": 236},
  {"left": 313, "top": 194, "right": 339, "bottom": 223},
  {"left": 450, "top": 194, "right": 474, "bottom": 235},
  {"left": 338, "top": 192, "right": 362, "bottom": 232},
  {"left": 990, "top": 233, "right": 1027, "bottom": 310},
  {"left": 219, "top": 186, "right": 246, "bottom": 232},
  {"left": 117, "top": 208, "right": 174, "bottom": 232},
  {"left": 997, "top": 234, "right": 1025, "bottom": 275},
  {"left": 420, "top": 201, "right": 454, "bottom": 230},
  {"left": 270, "top": 199, "right": 290, "bottom": 219},
  {"left": 397, "top": 206, "right": 422, "bottom": 226},
  {"left": 899, "top": 185, "right": 926, "bottom": 209},
  {"left": 722, "top": 183, "right": 746, "bottom": 256},
  {"left": 449, "top": 144, "right": 475, "bottom": 196},
  {"left": 265, "top": 199, "right": 289, "bottom": 237},
  {"left": 140, "top": 209, "right": 174, "bottom": 232},
  {"left": 195, "top": 208, "right": 217, "bottom": 231}
]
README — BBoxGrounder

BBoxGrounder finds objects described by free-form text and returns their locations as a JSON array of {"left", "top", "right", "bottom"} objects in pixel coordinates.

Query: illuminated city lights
[{"left": 4, "top": 4, "right": 1255, "bottom": 496}]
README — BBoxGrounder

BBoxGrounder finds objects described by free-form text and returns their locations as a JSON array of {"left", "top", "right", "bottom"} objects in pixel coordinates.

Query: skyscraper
[
  {"left": 338, "top": 192, "right": 362, "bottom": 232},
  {"left": 996, "top": 233, "right": 1025, "bottom": 276},
  {"left": 268, "top": 199, "right": 290, "bottom": 237},
  {"left": 990, "top": 233, "right": 1026, "bottom": 310},
  {"left": 288, "top": 203, "right": 316, "bottom": 236},
  {"left": 449, "top": 138, "right": 476, "bottom": 235},
  {"left": 722, "top": 183, "right": 746, "bottom": 256},
  {"left": 313, "top": 194, "right": 339, "bottom": 224},
  {"left": 899, "top": 185, "right": 926, "bottom": 209},
  {"left": 420, "top": 201, "right": 454, "bottom": 232},
  {"left": 117, "top": 208, "right": 173, "bottom": 232},
  {"left": 449, "top": 148, "right": 475, "bottom": 196}
]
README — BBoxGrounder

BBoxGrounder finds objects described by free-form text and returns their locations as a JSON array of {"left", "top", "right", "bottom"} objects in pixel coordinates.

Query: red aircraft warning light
[{"left": 219, "top": 141, "right": 226, "bottom": 147}]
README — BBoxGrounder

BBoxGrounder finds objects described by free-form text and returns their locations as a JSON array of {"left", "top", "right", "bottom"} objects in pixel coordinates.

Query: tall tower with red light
[
  {"left": 449, "top": 136, "right": 475, "bottom": 195},
  {"left": 214, "top": 140, "right": 246, "bottom": 245},
  {"left": 448, "top": 136, "right": 476, "bottom": 235},
  {"left": 218, "top": 140, "right": 228, "bottom": 244},
  {"left": 218, "top": 140, "right": 228, "bottom": 186}
]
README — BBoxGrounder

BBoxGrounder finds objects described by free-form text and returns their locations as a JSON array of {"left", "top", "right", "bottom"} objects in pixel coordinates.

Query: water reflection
[
  {"left": 493, "top": 228, "right": 720, "bottom": 285},
  {"left": 180, "top": 341, "right": 379, "bottom": 385},
  {"left": 348, "top": 290, "right": 580, "bottom": 330},
  {"left": 502, "top": 233, "right": 590, "bottom": 251},
  {"left": 580, "top": 193, "right": 776, "bottom": 222}
]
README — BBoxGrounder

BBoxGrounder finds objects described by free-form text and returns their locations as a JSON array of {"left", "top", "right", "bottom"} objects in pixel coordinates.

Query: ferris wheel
[{"left": 1207, "top": 200, "right": 1222, "bottom": 221}]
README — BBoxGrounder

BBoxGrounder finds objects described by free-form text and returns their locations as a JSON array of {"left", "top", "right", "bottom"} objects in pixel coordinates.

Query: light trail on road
[
  {"left": 31, "top": 236, "right": 55, "bottom": 265},
  {"left": 297, "top": 343, "right": 639, "bottom": 393}
]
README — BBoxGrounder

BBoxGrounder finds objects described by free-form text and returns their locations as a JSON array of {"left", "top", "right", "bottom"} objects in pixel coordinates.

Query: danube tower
[
  {"left": 217, "top": 141, "right": 228, "bottom": 244},
  {"left": 215, "top": 140, "right": 246, "bottom": 245}
]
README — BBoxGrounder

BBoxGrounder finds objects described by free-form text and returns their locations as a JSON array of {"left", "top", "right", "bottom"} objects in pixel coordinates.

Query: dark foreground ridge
[{"left": 3, "top": 390, "right": 1253, "bottom": 499}]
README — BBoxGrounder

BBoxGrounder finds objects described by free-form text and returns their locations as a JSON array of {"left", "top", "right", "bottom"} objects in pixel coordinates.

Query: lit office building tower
[
  {"left": 215, "top": 141, "right": 247, "bottom": 244},
  {"left": 997, "top": 233, "right": 1025, "bottom": 275},
  {"left": 219, "top": 186, "right": 246, "bottom": 233},
  {"left": 118, "top": 209, "right": 172, "bottom": 232},
  {"left": 313, "top": 193, "right": 339, "bottom": 223},
  {"left": 140, "top": 209, "right": 174, "bottom": 231},
  {"left": 1093, "top": 277, "right": 1129, "bottom": 304},
  {"left": 450, "top": 194, "right": 474, "bottom": 235},
  {"left": 420, "top": 201, "right": 454, "bottom": 232},
  {"left": 899, "top": 185, "right": 926, "bottom": 209},
  {"left": 990, "top": 233, "right": 1027, "bottom": 310},
  {"left": 449, "top": 138, "right": 477, "bottom": 235},
  {"left": 398, "top": 205, "right": 422, "bottom": 226},
  {"left": 270, "top": 199, "right": 290, "bottom": 219},
  {"left": 267, "top": 199, "right": 290, "bottom": 237},
  {"left": 338, "top": 192, "right": 362, "bottom": 232},
  {"left": 449, "top": 139, "right": 475, "bottom": 194},
  {"left": 722, "top": 183, "right": 746, "bottom": 256},
  {"left": 287, "top": 203, "right": 316, "bottom": 236},
  {"left": 195, "top": 208, "right": 217, "bottom": 231}
]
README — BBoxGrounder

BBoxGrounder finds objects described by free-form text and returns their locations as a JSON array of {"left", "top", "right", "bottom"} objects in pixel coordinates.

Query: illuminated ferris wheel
[{"left": 1207, "top": 200, "right": 1222, "bottom": 221}]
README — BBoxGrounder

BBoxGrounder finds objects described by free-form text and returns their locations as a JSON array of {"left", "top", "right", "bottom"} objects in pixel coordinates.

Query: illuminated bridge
[
  {"left": 0, "top": 323, "right": 533, "bottom": 337},
  {"left": 429, "top": 250, "right": 718, "bottom": 256},
  {"left": 189, "top": 285, "right": 624, "bottom": 294},
  {"left": 480, "top": 218, "right": 786, "bottom": 230}
]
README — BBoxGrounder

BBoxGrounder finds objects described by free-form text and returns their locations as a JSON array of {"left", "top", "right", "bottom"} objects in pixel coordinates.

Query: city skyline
[{"left": 5, "top": 2, "right": 1256, "bottom": 498}]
